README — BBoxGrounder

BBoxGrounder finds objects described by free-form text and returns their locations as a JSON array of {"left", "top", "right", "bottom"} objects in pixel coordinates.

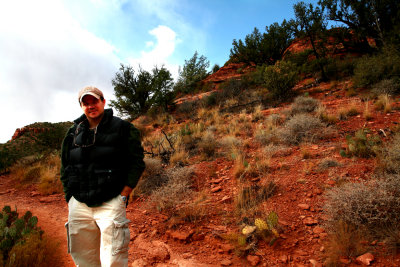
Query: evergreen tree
[
  {"left": 174, "top": 51, "right": 210, "bottom": 94},
  {"left": 110, "top": 64, "right": 174, "bottom": 119}
]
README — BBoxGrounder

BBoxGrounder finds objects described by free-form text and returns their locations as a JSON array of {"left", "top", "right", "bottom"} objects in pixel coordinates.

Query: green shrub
[
  {"left": 324, "top": 56, "right": 355, "bottom": 80},
  {"left": 344, "top": 129, "right": 380, "bottom": 158},
  {"left": 176, "top": 100, "right": 198, "bottom": 116},
  {"left": 264, "top": 61, "right": 298, "bottom": 100},
  {"left": 219, "top": 79, "right": 243, "bottom": 100},
  {"left": 353, "top": 47, "right": 400, "bottom": 88}
]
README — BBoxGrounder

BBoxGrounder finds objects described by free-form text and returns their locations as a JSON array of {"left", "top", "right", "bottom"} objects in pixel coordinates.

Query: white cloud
[
  {"left": 0, "top": 0, "right": 121, "bottom": 142},
  {"left": 128, "top": 25, "right": 180, "bottom": 79}
]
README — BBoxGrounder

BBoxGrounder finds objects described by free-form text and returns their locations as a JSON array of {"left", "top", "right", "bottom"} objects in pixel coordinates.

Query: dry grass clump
[
  {"left": 251, "top": 105, "right": 265, "bottom": 122},
  {"left": 254, "top": 124, "right": 279, "bottom": 145},
  {"left": 324, "top": 174, "right": 400, "bottom": 233},
  {"left": 235, "top": 182, "right": 276, "bottom": 217},
  {"left": 6, "top": 233, "right": 60, "bottom": 267},
  {"left": 338, "top": 101, "right": 360, "bottom": 120},
  {"left": 169, "top": 149, "right": 190, "bottom": 166},
  {"left": 323, "top": 221, "right": 369, "bottom": 266},
  {"left": 317, "top": 158, "right": 340, "bottom": 171},
  {"left": 315, "top": 105, "right": 338, "bottom": 124},
  {"left": 279, "top": 114, "right": 326, "bottom": 145},
  {"left": 148, "top": 166, "right": 195, "bottom": 212},
  {"left": 371, "top": 79, "right": 400, "bottom": 96},
  {"left": 289, "top": 96, "right": 320, "bottom": 115},
  {"left": 374, "top": 94, "right": 393, "bottom": 113},
  {"left": 37, "top": 154, "right": 63, "bottom": 195},
  {"left": 263, "top": 144, "right": 292, "bottom": 157},
  {"left": 363, "top": 101, "right": 374, "bottom": 121},
  {"left": 323, "top": 173, "right": 400, "bottom": 262},
  {"left": 380, "top": 132, "right": 400, "bottom": 174},
  {"left": 232, "top": 152, "right": 248, "bottom": 179},
  {"left": 197, "top": 130, "right": 219, "bottom": 159},
  {"left": 10, "top": 153, "right": 63, "bottom": 195},
  {"left": 171, "top": 191, "right": 209, "bottom": 225},
  {"left": 133, "top": 158, "right": 168, "bottom": 196}
]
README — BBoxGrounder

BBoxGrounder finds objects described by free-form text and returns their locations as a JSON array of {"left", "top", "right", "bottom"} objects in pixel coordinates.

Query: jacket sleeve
[
  {"left": 125, "top": 123, "right": 145, "bottom": 189},
  {"left": 60, "top": 126, "right": 74, "bottom": 202}
]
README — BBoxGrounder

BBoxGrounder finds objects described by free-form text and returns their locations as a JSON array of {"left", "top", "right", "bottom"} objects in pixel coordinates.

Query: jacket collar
[{"left": 74, "top": 109, "right": 114, "bottom": 128}]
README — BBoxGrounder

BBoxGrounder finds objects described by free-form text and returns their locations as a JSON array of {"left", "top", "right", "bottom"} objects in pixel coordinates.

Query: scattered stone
[
  {"left": 295, "top": 249, "right": 308, "bottom": 256},
  {"left": 220, "top": 196, "right": 232, "bottom": 203},
  {"left": 320, "top": 246, "right": 325, "bottom": 252},
  {"left": 220, "top": 243, "right": 234, "bottom": 253},
  {"left": 309, "top": 259, "right": 322, "bottom": 267},
  {"left": 134, "top": 235, "right": 170, "bottom": 262},
  {"left": 211, "top": 178, "right": 223, "bottom": 184},
  {"left": 326, "top": 180, "right": 336, "bottom": 186},
  {"left": 313, "top": 188, "right": 323, "bottom": 195},
  {"left": 30, "top": 191, "right": 40, "bottom": 197},
  {"left": 339, "top": 257, "right": 351, "bottom": 264},
  {"left": 220, "top": 259, "right": 233, "bottom": 266},
  {"left": 192, "top": 233, "right": 205, "bottom": 241},
  {"left": 313, "top": 226, "right": 325, "bottom": 234},
  {"left": 246, "top": 255, "right": 260, "bottom": 266},
  {"left": 211, "top": 186, "right": 222, "bottom": 193},
  {"left": 303, "top": 217, "right": 318, "bottom": 226},
  {"left": 0, "top": 189, "right": 15, "bottom": 195},
  {"left": 356, "top": 253, "right": 374, "bottom": 265},
  {"left": 39, "top": 196, "right": 54, "bottom": 203},
  {"left": 298, "top": 204, "right": 310, "bottom": 210},
  {"left": 279, "top": 255, "right": 288, "bottom": 263},
  {"left": 169, "top": 230, "right": 192, "bottom": 242},
  {"left": 131, "top": 258, "right": 148, "bottom": 267}
]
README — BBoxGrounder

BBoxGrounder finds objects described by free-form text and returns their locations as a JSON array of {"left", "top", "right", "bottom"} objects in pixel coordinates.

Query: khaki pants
[{"left": 65, "top": 195, "right": 130, "bottom": 267}]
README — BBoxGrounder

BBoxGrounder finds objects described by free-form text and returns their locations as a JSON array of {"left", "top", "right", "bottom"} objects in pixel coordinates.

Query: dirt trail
[{"left": 0, "top": 175, "right": 74, "bottom": 266}]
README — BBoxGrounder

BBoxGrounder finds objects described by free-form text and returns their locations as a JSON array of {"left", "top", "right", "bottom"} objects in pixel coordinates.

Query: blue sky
[{"left": 0, "top": 0, "right": 318, "bottom": 143}]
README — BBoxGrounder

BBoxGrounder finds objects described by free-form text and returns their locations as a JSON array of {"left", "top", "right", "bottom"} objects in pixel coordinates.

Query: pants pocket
[
  {"left": 65, "top": 222, "right": 71, "bottom": 254},
  {"left": 112, "top": 219, "right": 131, "bottom": 256}
]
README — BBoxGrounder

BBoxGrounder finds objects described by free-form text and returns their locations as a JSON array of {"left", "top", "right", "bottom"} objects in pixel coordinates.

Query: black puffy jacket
[{"left": 60, "top": 109, "right": 145, "bottom": 207}]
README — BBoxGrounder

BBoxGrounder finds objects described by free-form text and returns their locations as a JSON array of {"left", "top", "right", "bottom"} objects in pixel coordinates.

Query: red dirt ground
[{"left": 1, "top": 79, "right": 400, "bottom": 266}]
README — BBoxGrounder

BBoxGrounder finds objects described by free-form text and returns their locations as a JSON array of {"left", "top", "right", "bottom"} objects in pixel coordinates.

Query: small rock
[
  {"left": 39, "top": 197, "right": 54, "bottom": 203},
  {"left": 356, "top": 253, "right": 374, "bottom": 265},
  {"left": 320, "top": 246, "right": 325, "bottom": 252},
  {"left": 220, "top": 196, "right": 232, "bottom": 203},
  {"left": 169, "top": 230, "right": 192, "bottom": 241},
  {"left": 247, "top": 255, "right": 260, "bottom": 266},
  {"left": 279, "top": 255, "right": 288, "bottom": 263},
  {"left": 339, "top": 257, "right": 351, "bottom": 264},
  {"left": 31, "top": 191, "right": 40, "bottom": 197},
  {"left": 220, "top": 243, "right": 234, "bottom": 253},
  {"left": 313, "top": 188, "right": 323, "bottom": 195},
  {"left": 309, "top": 259, "right": 322, "bottom": 267},
  {"left": 131, "top": 258, "right": 148, "bottom": 267},
  {"left": 326, "top": 180, "right": 336, "bottom": 186},
  {"left": 313, "top": 226, "right": 325, "bottom": 234},
  {"left": 298, "top": 204, "right": 310, "bottom": 210},
  {"left": 303, "top": 217, "right": 318, "bottom": 226},
  {"left": 192, "top": 233, "right": 205, "bottom": 241},
  {"left": 220, "top": 259, "right": 232, "bottom": 266},
  {"left": 211, "top": 178, "right": 223, "bottom": 184},
  {"left": 211, "top": 186, "right": 222, "bottom": 193}
]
